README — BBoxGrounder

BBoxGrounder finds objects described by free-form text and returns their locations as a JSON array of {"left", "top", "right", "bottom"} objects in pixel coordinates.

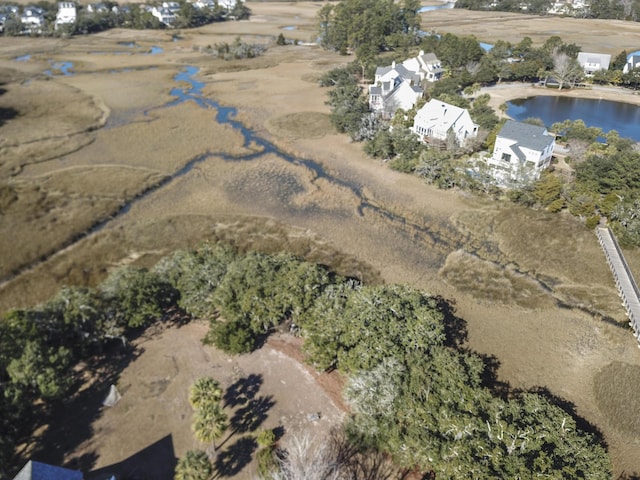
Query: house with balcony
[
  {"left": 368, "top": 51, "right": 443, "bottom": 118},
  {"left": 486, "top": 120, "right": 555, "bottom": 184},
  {"left": 411, "top": 99, "right": 478, "bottom": 147}
]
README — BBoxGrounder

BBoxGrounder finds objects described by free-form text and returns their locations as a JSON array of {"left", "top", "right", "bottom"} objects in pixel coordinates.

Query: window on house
[{"left": 501, "top": 153, "right": 511, "bottom": 162}]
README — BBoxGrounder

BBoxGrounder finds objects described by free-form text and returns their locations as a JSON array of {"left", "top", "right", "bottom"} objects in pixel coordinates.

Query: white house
[
  {"left": 486, "top": 120, "right": 555, "bottom": 184},
  {"left": 55, "top": 2, "right": 76, "bottom": 27},
  {"left": 86, "top": 2, "right": 109, "bottom": 13},
  {"left": 151, "top": 6, "right": 176, "bottom": 25},
  {"left": 623, "top": 50, "right": 640, "bottom": 73},
  {"left": 577, "top": 52, "right": 611, "bottom": 76},
  {"left": 194, "top": 0, "right": 216, "bottom": 9},
  {"left": 21, "top": 6, "right": 45, "bottom": 27},
  {"left": 162, "top": 1, "right": 181, "bottom": 12},
  {"left": 218, "top": 0, "right": 237, "bottom": 10},
  {"left": 411, "top": 99, "right": 478, "bottom": 146},
  {"left": 368, "top": 51, "right": 443, "bottom": 117},
  {"left": 401, "top": 51, "right": 444, "bottom": 83}
]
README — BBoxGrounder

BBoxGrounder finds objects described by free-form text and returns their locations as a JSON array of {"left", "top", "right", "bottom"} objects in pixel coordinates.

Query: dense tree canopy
[
  {"left": 0, "top": 244, "right": 613, "bottom": 479},
  {"left": 318, "top": 0, "right": 421, "bottom": 58}
]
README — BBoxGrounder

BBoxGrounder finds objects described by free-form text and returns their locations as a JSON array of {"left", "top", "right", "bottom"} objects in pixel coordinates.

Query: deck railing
[{"left": 596, "top": 226, "right": 640, "bottom": 345}]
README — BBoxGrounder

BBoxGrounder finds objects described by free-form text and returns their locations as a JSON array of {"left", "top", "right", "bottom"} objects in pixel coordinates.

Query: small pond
[{"left": 507, "top": 95, "right": 640, "bottom": 142}]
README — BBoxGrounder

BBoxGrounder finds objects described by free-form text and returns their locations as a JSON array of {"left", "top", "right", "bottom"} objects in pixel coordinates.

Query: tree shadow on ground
[
  {"left": 476, "top": 352, "right": 510, "bottom": 399},
  {"left": 215, "top": 436, "right": 258, "bottom": 477},
  {"left": 223, "top": 373, "right": 263, "bottom": 408},
  {"left": 617, "top": 473, "right": 640, "bottom": 480},
  {"left": 229, "top": 395, "right": 275, "bottom": 435},
  {"left": 0, "top": 106, "right": 18, "bottom": 127},
  {"left": 19, "top": 339, "right": 144, "bottom": 476},
  {"left": 434, "top": 296, "right": 468, "bottom": 348},
  {"left": 520, "top": 386, "right": 607, "bottom": 448}
]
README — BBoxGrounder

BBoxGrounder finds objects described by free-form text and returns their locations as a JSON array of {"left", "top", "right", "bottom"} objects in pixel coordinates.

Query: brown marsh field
[{"left": 2, "top": 2, "right": 640, "bottom": 477}]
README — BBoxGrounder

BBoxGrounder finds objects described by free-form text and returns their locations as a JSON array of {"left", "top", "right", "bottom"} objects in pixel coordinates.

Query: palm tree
[
  {"left": 189, "top": 377, "right": 223, "bottom": 410},
  {"left": 174, "top": 449, "right": 212, "bottom": 480},
  {"left": 192, "top": 400, "right": 228, "bottom": 457}
]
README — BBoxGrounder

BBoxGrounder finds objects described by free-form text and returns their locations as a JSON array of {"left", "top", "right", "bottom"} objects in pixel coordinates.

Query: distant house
[
  {"left": 194, "top": 0, "right": 216, "bottom": 9},
  {"left": 86, "top": 2, "right": 109, "bottom": 13},
  {"left": 486, "top": 120, "right": 555, "bottom": 184},
  {"left": 21, "top": 6, "right": 45, "bottom": 27},
  {"left": 12, "top": 460, "right": 83, "bottom": 480},
  {"left": 623, "top": 50, "right": 640, "bottom": 73},
  {"left": 55, "top": 2, "right": 76, "bottom": 28},
  {"left": 411, "top": 99, "right": 478, "bottom": 146},
  {"left": 151, "top": 6, "right": 176, "bottom": 25},
  {"left": 162, "top": 1, "right": 180, "bottom": 12},
  {"left": 577, "top": 52, "right": 611, "bottom": 76},
  {"left": 218, "top": 0, "right": 237, "bottom": 10}
]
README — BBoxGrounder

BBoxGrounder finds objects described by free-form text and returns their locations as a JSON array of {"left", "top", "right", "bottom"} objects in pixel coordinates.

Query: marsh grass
[
  {"left": 439, "top": 249, "right": 555, "bottom": 309},
  {"left": 468, "top": 206, "right": 627, "bottom": 312},
  {"left": 594, "top": 362, "right": 640, "bottom": 436},
  {"left": 0, "top": 214, "right": 383, "bottom": 313},
  {"left": 266, "top": 112, "right": 333, "bottom": 141}
]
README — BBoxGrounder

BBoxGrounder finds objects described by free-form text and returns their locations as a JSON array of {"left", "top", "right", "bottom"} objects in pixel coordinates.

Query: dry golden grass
[
  {"left": 439, "top": 249, "right": 556, "bottom": 309},
  {"left": 2, "top": 3, "right": 640, "bottom": 476},
  {"left": 594, "top": 361, "right": 640, "bottom": 436},
  {"left": 424, "top": 9, "right": 640, "bottom": 55},
  {"left": 266, "top": 111, "right": 334, "bottom": 141},
  {"left": 0, "top": 79, "right": 108, "bottom": 176}
]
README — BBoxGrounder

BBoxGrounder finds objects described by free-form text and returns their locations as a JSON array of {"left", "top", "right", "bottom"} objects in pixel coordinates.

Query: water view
[{"left": 507, "top": 95, "right": 640, "bottom": 141}]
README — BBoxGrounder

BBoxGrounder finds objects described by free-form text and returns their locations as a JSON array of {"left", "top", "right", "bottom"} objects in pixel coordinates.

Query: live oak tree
[
  {"left": 551, "top": 50, "right": 584, "bottom": 90},
  {"left": 153, "top": 243, "right": 237, "bottom": 319},
  {"left": 318, "top": 0, "right": 422, "bottom": 60}
]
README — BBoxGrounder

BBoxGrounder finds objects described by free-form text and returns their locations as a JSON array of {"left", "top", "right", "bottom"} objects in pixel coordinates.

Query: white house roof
[
  {"left": 415, "top": 99, "right": 469, "bottom": 131},
  {"left": 577, "top": 52, "right": 611, "bottom": 70},
  {"left": 498, "top": 120, "right": 554, "bottom": 152}
]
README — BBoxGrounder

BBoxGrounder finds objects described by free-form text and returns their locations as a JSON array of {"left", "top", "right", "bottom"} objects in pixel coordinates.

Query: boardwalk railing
[{"left": 596, "top": 226, "right": 640, "bottom": 345}]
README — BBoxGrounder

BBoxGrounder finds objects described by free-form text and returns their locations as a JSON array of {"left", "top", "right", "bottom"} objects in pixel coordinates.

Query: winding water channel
[{"left": 162, "top": 66, "right": 457, "bottom": 246}]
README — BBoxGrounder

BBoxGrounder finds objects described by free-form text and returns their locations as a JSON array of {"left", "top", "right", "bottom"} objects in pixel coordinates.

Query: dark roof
[
  {"left": 498, "top": 120, "right": 554, "bottom": 152},
  {"left": 13, "top": 461, "right": 83, "bottom": 480}
]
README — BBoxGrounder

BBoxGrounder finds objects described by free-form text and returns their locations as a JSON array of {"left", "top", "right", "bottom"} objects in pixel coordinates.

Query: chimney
[
  {"left": 419, "top": 50, "right": 424, "bottom": 56},
  {"left": 392, "top": 60, "right": 396, "bottom": 68}
]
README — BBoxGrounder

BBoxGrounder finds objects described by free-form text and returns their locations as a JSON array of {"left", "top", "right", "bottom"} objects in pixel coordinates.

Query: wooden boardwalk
[{"left": 597, "top": 226, "right": 640, "bottom": 345}]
